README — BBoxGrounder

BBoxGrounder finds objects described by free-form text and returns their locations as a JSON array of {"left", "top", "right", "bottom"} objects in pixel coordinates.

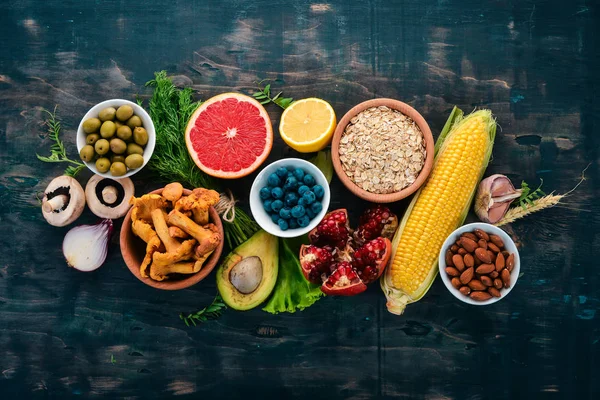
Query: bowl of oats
[{"left": 331, "top": 98, "right": 434, "bottom": 203}]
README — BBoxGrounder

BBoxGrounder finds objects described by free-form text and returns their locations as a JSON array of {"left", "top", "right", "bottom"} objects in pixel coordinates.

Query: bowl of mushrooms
[{"left": 120, "top": 183, "right": 224, "bottom": 290}]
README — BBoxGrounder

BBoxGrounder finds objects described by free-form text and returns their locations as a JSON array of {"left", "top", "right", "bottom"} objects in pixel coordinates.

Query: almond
[
  {"left": 459, "top": 286, "right": 471, "bottom": 296},
  {"left": 489, "top": 234, "right": 504, "bottom": 248},
  {"left": 481, "top": 275, "right": 493, "bottom": 286},
  {"left": 452, "top": 254, "right": 465, "bottom": 270},
  {"left": 474, "top": 256, "right": 482, "bottom": 266},
  {"left": 506, "top": 253, "right": 515, "bottom": 272},
  {"left": 470, "top": 291, "right": 492, "bottom": 301},
  {"left": 450, "top": 244, "right": 459, "bottom": 253},
  {"left": 463, "top": 253, "right": 475, "bottom": 268},
  {"left": 451, "top": 277, "right": 462, "bottom": 289},
  {"left": 501, "top": 269, "right": 511, "bottom": 288},
  {"left": 490, "top": 271, "right": 499, "bottom": 279},
  {"left": 460, "top": 267, "right": 474, "bottom": 284},
  {"left": 459, "top": 237, "right": 478, "bottom": 253},
  {"left": 487, "top": 250, "right": 496, "bottom": 263},
  {"left": 495, "top": 252, "right": 505, "bottom": 271},
  {"left": 478, "top": 239, "right": 488, "bottom": 250},
  {"left": 476, "top": 263, "right": 495, "bottom": 274},
  {"left": 488, "top": 287, "right": 501, "bottom": 298},
  {"left": 493, "top": 278, "right": 503, "bottom": 290},
  {"left": 458, "top": 248, "right": 467, "bottom": 255},
  {"left": 461, "top": 232, "right": 478, "bottom": 241},
  {"left": 445, "top": 267, "right": 460, "bottom": 277},
  {"left": 475, "top": 248, "right": 492, "bottom": 263},
  {"left": 468, "top": 279, "right": 487, "bottom": 291},
  {"left": 488, "top": 242, "right": 500, "bottom": 253},
  {"left": 445, "top": 250, "right": 454, "bottom": 267},
  {"left": 474, "top": 228, "right": 490, "bottom": 241}
]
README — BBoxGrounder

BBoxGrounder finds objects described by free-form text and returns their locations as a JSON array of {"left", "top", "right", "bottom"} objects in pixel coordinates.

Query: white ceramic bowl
[
  {"left": 250, "top": 158, "right": 331, "bottom": 238},
  {"left": 76, "top": 99, "right": 156, "bottom": 179},
  {"left": 438, "top": 222, "right": 520, "bottom": 305}
]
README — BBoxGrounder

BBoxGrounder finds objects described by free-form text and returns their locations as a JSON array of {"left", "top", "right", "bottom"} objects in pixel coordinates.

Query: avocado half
[{"left": 216, "top": 230, "right": 279, "bottom": 310}]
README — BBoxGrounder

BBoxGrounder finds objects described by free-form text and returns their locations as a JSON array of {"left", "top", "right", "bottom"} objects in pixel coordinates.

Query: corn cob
[{"left": 381, "top": 107, "right": 496, "bottom": 314}]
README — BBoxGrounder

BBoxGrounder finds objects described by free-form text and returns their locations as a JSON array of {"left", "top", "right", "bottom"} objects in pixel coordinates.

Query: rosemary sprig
[
  {"left": 518, "top": 180, "right": 545, "bottom": 209},
  {"left": 180, "top": 295, "right": 227, "bottom": 326},
  {"left": 36, "top": 107, "right": 85, "bottom": 177},
  {"left": 253, "top": 79, "right": 294, "bottom": 109}
]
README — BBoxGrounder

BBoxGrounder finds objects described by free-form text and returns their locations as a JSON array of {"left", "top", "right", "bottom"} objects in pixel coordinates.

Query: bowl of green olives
[{"left": 77, "top": 99, "right": 155, "bottom": 178}]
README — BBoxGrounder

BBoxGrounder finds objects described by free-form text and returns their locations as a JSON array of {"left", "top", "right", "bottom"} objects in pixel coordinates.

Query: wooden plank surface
[{"left": 0, "top": 0, "right": 598, "bottom": 398}]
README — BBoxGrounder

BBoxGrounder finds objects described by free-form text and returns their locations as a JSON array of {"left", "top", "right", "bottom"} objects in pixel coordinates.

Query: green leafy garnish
[
  {"left": 253, "top": 79, "right": 294, "bottom": 109},
  {"left": 36, "top": 107, "right": 85, "bottom": 177},
  {"left": 110, "top": 354, "right": 116, "bottom": 364},
  {"left": 180, "top": 295, "right": 227, "bottom": 326},
  {"left": 518, "top": 180, "right": 545, "bottom": 209}
]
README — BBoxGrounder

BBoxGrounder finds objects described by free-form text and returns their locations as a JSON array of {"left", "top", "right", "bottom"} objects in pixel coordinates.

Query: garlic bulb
[{"left": 474, "top": 174, "right": 522, "bottom": 224}]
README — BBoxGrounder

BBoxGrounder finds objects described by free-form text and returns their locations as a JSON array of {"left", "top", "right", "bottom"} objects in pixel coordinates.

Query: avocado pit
[{"left": 230, "top": 256, "right": 263, "bottom": 294}]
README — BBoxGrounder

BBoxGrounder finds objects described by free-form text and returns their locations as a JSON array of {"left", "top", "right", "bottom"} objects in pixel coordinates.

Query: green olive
[
  {"left": 110, "top": 138, "right": 127, "bottom": 154},
  {"left": 86, "top": 133, "right": 100, "bottom": 145},
  {"left": 110, "top": 162, "right": 127, "bottom": 177},
  {"left": 111, "top": 155, "right": 126, "bottom": 164},
  {"left": 95, "top": 138, "right": 110, "bottom": 155},
  {"left": 133, "top": 127, "right": 149, "bottom": 146},
  {"left": 114, "top": 120, "right": 124, "bottom": 130},
  {"left": 82, "top": 118, "right": 101, "bottom": 134},
  {"left": 126, "top": 143, "right": 144, "bottom": 156},
  {"left": 116, "top": 105, "right": 134, "bottom": 122},
  {"left": 79, "top": 145, "right": 95, "bottom": 162},
  {"left": 98, "top": 107, "right": 116, "bottom": 122},
  {"left": 95, "top": 157, "right": 111, "bottom": 173},
  {"left": 100, "top": 121, "right": 116, "bottom": 138},
  {"left": 126, "top": 115, "right": 142, "bottom": 129},
  {"left": 116, "top": 125, "right": 132, "bottom": 141},
  {"left": 125, "top": 154, "right": 144, "bottom": 169}
]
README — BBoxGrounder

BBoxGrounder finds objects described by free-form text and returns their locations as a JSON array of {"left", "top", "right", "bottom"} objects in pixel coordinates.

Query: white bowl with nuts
[{"left": 438, "top": 222, "right": 520, "bottom": 305}]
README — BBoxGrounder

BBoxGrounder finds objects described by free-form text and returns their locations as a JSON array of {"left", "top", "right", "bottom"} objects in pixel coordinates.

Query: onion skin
[
  {"left": 474, "top": 174, "right": 522, "bottom": 224},
  {"left": 62, "top": 219, "right": 113, "bottom": 272}
]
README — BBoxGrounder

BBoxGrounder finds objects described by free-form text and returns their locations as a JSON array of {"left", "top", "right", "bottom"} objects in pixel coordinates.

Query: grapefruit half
[{"left": 185, "top": 93, "right": 273, "bottom": 179}]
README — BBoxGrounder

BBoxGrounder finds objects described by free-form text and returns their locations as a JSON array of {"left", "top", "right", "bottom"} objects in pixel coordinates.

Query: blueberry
[
  {"left": 284, "top": 192, "right": 299, "bottom": 207},
  {"left": 276, "top": 167, "right": 288, "bottom": 178},
  {"left": 297, "top": 215, "right": 310, "bottom": 228},
  {"left": 263, "top": 199, "right": 273, "bottom": 212},
  {"left": 278, "top": 219, "right": 289, "bottom": 231},
  {"left": 271, "top": 199, "right": 284, "bottom": 213},
  {"left": 298, "top": 197, "right": 309, "bottom": 206},
  {"left": 259, "top": 186, "right": 272, "bottom": 200},
  {"left": 305, "top": 208, "right": 316, "bottom": 220},
  {"left": 302, "top": 190, "right": 316, "bottom": 204},
  {"left": 284, "top": 176, "right": 298, "bottom": 189},
  {"left": 271, "top": 213, "right": 280, "bottom": 224},
  {"left": 312, "top": 185, "right": 325, "bottom": 200},
  {"left": 297, "top": 185, "right": 310, "bottom": 195},
  {"left": 271, "top": 187, "right": 284, "bottom": 199},
  {"left": 293, "top": 168, "right": 305, "bottom": 181},
  {"left": 267, "top": 174, "right": 281, "bottom": 187},
  {"left": 279, "top": 207, "right": 292, "bottom": 220},
  {"left": 291, "top": 205, "right": 306, "bottom": 218},
  {"left": 289, "top": 219, "right": 299, "bottom": 229},
  {"left": 303, "top": 174, "right": 316, "bottom": 186},
  {"left": 310, "top": 202, "right": 323, "bottom": 215}
]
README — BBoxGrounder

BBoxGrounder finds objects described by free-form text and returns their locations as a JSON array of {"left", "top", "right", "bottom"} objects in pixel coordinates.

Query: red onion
[{"left": 62, "top": 219, "right": 113, "bottom": 272}]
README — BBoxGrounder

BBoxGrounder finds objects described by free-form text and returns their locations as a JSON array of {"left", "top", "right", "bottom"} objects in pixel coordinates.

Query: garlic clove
[{"left": 475, "top": 174, "right": 521, "bottom": 224}]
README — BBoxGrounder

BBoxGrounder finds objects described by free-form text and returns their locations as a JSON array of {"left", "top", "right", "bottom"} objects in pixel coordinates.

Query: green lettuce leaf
[{"left": 262, "top": 236, "right": 324, "bottom": 314}]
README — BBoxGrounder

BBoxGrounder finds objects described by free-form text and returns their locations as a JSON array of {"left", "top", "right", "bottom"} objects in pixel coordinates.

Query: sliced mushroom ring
[
  {"left": 42, "top": 175, "right": 86, "bottom": 227},
  {"left": 85, "top": 175, "right": 134, "bottom": 219}
]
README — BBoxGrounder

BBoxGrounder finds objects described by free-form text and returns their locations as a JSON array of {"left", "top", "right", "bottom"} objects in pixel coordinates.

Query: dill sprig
[
  {"left": 180, "top": 295, "right": 227, "bottom": 326},
  {"left": 36, "top": 107, "right": 85, "bottom": 177},
  {"left": 518, "top": 180, "right": 545, "bottom": 209},
  {"left": 253, "top": 79, "right": 294, "bottom": 109}
]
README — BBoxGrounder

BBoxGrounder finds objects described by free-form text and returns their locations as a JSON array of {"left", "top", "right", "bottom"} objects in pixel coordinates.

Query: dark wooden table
[{"left": 1, "top": 1, "right": 598, "bottom": 398}]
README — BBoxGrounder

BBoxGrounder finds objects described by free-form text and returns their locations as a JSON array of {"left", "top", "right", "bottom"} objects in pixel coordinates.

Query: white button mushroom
[
  {"left": 41, "top": 176, "right": 86, "bottom": 227},
  {"left": 85, "top": 175, "right": 135, "bottom": 219}
]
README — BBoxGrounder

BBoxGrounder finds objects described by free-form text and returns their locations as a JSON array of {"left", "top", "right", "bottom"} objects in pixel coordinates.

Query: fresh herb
[
  {"left": 36, "top": 107, "right": 85, "bottom": 177},
  {"left": 253, "top": 79, "right": 294, "bottom": 109},
  {"left": 180, "top": 295, "right": 227, "bottom": 326},
  {"left": 518, "top": 180, "right": 545, "bottom": 209},
  {"left": 145, "top": 71, "right": 259, "bottom": 249},
  {"left": 110, "top": 354, "right": 116, "bottom": 364}
]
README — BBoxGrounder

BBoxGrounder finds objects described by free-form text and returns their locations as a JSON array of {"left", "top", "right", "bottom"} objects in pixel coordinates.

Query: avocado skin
[{"left": 216, "top": 230, "right": 279, "bottom": 310}]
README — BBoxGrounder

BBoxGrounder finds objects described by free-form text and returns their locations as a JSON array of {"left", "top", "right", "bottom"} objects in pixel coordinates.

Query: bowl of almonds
[
  {"left": 438, "top": 222, "right": 520, "bottom": 305},
  {"left": 331, "top": 98, "right": 434, "bottom": 203}
]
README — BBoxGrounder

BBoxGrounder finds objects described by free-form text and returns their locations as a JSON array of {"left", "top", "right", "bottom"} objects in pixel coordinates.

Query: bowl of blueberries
[{"left": 249, "top": 158, "right": 331, "bottom": 238}]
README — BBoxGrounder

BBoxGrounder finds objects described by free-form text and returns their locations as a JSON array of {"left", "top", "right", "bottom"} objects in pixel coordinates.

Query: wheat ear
[{"left": 495, "top": 194, "right": 564, "bottom": 226}]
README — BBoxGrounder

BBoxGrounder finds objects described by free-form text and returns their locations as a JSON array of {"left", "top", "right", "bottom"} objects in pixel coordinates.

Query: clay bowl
[
  {"left": 331, "top": 98, "right": 435, "bottom": 203},
  {"left": 120, "top": 188, "right": 224, "bottom": 290}
]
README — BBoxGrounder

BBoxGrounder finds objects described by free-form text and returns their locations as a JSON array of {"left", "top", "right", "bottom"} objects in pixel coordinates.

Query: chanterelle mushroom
[
  {"left": 175, "top": 188, "right": 219, "bottom": 225},
  {"left": 41, "top": 175, "right": 85, "bottom": 227},
  {"left": 85, "top": 175, "right": 135, "bottom": 219}
]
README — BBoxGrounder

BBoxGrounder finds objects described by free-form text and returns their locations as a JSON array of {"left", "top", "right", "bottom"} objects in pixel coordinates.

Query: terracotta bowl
[
  {"left": 331, "top": 98, "right": 435, "bottom": 203},
  {"left": 120, "top": 188, "right": 224, "bottom": 290}
]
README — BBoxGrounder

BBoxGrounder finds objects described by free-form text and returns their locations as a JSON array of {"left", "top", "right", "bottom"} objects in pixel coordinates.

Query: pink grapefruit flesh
[{"left": 185, "top": 93, "right": 273, "bottom": 179}]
